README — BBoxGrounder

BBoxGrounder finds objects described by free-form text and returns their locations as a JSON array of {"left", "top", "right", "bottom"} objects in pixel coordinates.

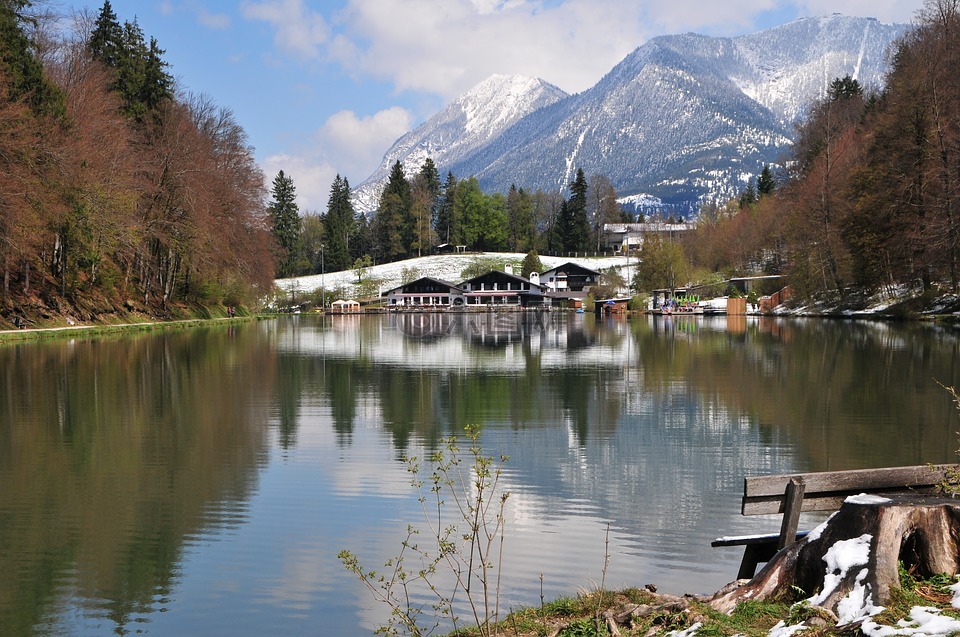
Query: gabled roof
[
  {"left": 539, "top": 262, "right": 601, "bottom": 277},
  {"left": 382, "top": 276, "right": 465, "bottom": 296},
  {"left": 459, "top": 270, "right": 544, "bottom": 290}
]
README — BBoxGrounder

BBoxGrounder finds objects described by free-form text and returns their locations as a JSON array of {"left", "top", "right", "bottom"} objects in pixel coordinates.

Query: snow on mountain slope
[
  {"left": 352, "top": 75, "right": 568, "bottom": 213},
  {"left": 351, "top": 15, "right": 908, "bottom": 217}
]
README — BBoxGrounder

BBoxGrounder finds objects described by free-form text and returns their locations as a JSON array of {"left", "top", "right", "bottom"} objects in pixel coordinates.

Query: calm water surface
[{"left": 2, "top": 313, "right": 959, "bottom": 635}]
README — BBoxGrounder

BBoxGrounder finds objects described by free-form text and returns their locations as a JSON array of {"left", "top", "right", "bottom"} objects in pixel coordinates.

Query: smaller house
[
  {"left": 539, "top": 262, "right": 601, "bottom": 293},
  {"left": 602, "top": 222, "right": 694, "bottom": 252},
  {"left": 382, "top": 277, "right": 466, "bottom": 307},
  {"left": 331, "top": 299, "right": 361, "bottom": 313},
  {"left": 595, "top": 298, "right": 631, "bottom": 315}
]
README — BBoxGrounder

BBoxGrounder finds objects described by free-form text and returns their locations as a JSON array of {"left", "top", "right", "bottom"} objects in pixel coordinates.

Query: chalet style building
[
  {"left": 601, "top": 222, "right": 693, "bottom": 252},
  {"left": 382, "top": 277, "right": 466, "bottom": 307},
  {"left": 539, "top": 262, "right": 601, "bottom": 293},
  {"left": 383, "top": 264, "right": 602, "bottom": 310},
  {"left": 459, "top": 270, "right": 546, "bottom": 307}
]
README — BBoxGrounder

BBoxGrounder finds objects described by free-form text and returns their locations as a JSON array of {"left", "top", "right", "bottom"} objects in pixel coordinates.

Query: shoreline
[{"left": 0, "top": 315, "right": 263, "bottom": 343}]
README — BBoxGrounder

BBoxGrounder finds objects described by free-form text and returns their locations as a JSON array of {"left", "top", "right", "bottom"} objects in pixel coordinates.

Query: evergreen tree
[
  {"left": 351, "top": 211, "right": 372, "bottom": 262},
  {"left": 323, "top": 174, "right": 355, "bottom": 272},
  {"left": 373, "top": 161, "right": 411, "bottom": 262},
  {"left": 739, "top": 179, "right": 757, "bottom": 209},
  {"left": 89, "top": 1, "right": 123, "bottom": 67},
  {"left": 434, "top": 171, "right": 459, "bottom": 244},
  {"left": 757, "top": 164, "right": 776, "bottom": 197},
  {"left": 0, "top": 0, "right": 65, "bottom": 116},
  {"left": 507, "top": 184, "right": 534, "bottom": 251},
  {"left": 269, "top": 170, "right": 302, "bottom": 278},
  {"left": 556, "top": 168, "right": 591, "bottom": 252},
  {"left": 520, "top": 250, "right": 543, "bottom": 278},
  {"left": 829, "top": 75, "right": 863, "bottom": 101},
  {"left": 410, "top": 159, "right": 440, "bottom": 256},
  {"left": 89, "top": 5, "right": 172, "bottom": 120},
  {"left": 140, "top": 36, "right": 173, "bottom": 112}
]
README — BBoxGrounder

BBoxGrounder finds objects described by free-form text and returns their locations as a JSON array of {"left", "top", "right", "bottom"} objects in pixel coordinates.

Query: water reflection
[
  {"left": 0, "top": 327, "right": 273, "bottom": 635},
  {"left": 1, "top": 314, "right": 958, "bottom": 635}
]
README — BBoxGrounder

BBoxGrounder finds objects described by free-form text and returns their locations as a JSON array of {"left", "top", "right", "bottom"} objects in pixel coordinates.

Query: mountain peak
[
  {"left": 354, "top": 15, "right": 908, "bottom": 216},
  {"left": 352, "top": 74, "right": 567, "bottom": 213}
]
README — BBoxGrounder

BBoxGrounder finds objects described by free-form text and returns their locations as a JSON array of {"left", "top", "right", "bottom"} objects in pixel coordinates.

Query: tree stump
[{"left": 710, "top": 494, "right": 960, "bottom": 622}]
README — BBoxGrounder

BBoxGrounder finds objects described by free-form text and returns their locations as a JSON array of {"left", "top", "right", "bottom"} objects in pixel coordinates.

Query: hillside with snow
[{"left": 274, "top": 253, "right": 634, "bottom": 300}]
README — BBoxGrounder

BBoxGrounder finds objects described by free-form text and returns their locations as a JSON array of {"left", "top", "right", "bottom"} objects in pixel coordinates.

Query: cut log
[{"left": 710, "top": 494, "right": 960, "bottom": 622}]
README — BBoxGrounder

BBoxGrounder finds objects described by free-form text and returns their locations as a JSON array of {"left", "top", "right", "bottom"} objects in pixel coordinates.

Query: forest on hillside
[
  {"left": 1, "top": 1, "right": 274, "bottom": 326},
  {"left": 675, "top": 0, "right": 960, "bottom": 303},
  {"left": 4, "top": 0, "right": 960, "bottom": 326},
  {"left": 286, "top": 0, "right": 960, "bottom": 310}
]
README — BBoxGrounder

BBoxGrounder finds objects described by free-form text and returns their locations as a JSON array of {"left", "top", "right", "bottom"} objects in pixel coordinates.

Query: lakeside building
[{"left": 601, "top": 222, "right": 694, "bottom": 252}]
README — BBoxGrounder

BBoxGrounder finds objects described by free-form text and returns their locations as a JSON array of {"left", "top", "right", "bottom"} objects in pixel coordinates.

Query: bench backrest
[{"left": 742, "top": 464, "right": 957, "bottom": 516}]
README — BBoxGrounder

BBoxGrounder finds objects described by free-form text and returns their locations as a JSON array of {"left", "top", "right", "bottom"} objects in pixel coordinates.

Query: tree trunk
[{"left": 710, "top": 495, "right": 960, "bottom": 622}]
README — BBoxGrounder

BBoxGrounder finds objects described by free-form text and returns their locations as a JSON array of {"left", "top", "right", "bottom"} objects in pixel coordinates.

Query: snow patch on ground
[
  {"left": 767, "top": 620, "right": 807, "bottom": 637},
  {"left": 667, "top": 621, "right": 702, "bottom": 637},
  {"left": 861, "top": 606, "right": 960, "bottom": 637},
  {"left": 807, "top": 534, "right": 881, "bottom": 624}
]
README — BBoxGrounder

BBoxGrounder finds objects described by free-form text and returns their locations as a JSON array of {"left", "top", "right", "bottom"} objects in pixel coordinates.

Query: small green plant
[
  {"left": 339, "top": 425, "right": 511, "bottom": 636},
  {"left": 559, "top": 617, "right": 609, "bottom": 637},
  {"left": 934, "top": 381, "right": 960, "bottom": 495}
]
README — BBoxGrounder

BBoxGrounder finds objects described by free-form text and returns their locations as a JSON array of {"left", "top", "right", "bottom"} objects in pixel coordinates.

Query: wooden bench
[{"left": 712, "top": 464, "right": 957, "bottom": 579}]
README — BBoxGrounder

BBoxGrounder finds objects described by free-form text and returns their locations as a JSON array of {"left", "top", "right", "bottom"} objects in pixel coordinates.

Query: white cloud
[
  {"left": 241, "top": 0, "right": 331, "bottom": 60},
  {"left": 331, "top": 0, "right": 649, "bottom": 97},
  {"left": 261, "top": 153, "right": 337, "bottom": 213},
  {"left": 260, "top": 107, "right": 413, "bottom": 212},
  {"left": 246, "top": 0, "right": 924, "bottom": 102},
  {"left": 320, "top": 107, "right": 414, "bottom": 175}
]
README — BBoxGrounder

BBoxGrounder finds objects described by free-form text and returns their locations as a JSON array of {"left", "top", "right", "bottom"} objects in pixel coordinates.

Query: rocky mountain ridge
[{"left": 353, "top": 14, "right": 909, "bottom": 216}]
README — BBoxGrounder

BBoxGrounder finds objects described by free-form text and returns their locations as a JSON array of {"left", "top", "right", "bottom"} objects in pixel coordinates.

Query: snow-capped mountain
[
  {"left": 351, "top": 74, "right": 568, "bottom": 213},
  {"left": 354, "top": 15, "right": 908, "bottom": 216}
]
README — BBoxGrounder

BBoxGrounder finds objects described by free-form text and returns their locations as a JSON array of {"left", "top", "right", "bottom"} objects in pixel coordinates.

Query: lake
[{"left": 2, "top": 312, "right": 959, "bottom": 635}]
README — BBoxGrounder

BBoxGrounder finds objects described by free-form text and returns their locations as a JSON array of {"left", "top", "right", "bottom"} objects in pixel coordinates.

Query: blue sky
[{"left": 64, "top": 1, "right": 925, "bottom": 210}]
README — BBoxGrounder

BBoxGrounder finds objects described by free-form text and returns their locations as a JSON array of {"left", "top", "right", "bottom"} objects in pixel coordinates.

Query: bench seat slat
[
  {"left": 742, "top": 486, "right": 939, "bottom": 516},
  {"left": 744, "top": 464, "right": 952, "bottom": 499},
  {"left": 712, "top": 530, "right": 809, "bottom": 547}
]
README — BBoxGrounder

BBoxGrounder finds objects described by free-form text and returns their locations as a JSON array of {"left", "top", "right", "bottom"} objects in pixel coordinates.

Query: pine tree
[
  {"left": 0, "top": 0, "right": 65, "bottom": 116},
  {"left": 269, "top": 170, "right": 302, "bottom": 278},
  {"left": 141, "top": 36, "right": 173, "bottom": 112},
  {"left": 739, "top": 180, "right": 757, "bottom": 209},
  {"left": 324, "top": 174, "right": 355, "bottom": 272},
  {"left": 556, "top": 168, "right": 591, "bottom": 252},
  {"left": 89, "top": 5, "right": 172, "bottom": 120},
  {"left": 89, "top": 1, "right": 123, "bottom": 67},
  {"left": 520, "top": 250, "right": 543, "bottom": 278},
  {"left": 507, "top": 184, "right": 534, "bottom": 251},
  {"left": 434, "top": 171, "right": 458, "bottom": 245},
  {"left": 829, "top": 75, "right": 863, "bottom": 101},
  {"left": 411, "top": 159, "right": 440, "bottom": 256},
  {"left": 757, "top": 164, "right": 776, "bottom": 197},
  {"left": 373, "top": 161, "right": 411, "bottom": 262}
]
